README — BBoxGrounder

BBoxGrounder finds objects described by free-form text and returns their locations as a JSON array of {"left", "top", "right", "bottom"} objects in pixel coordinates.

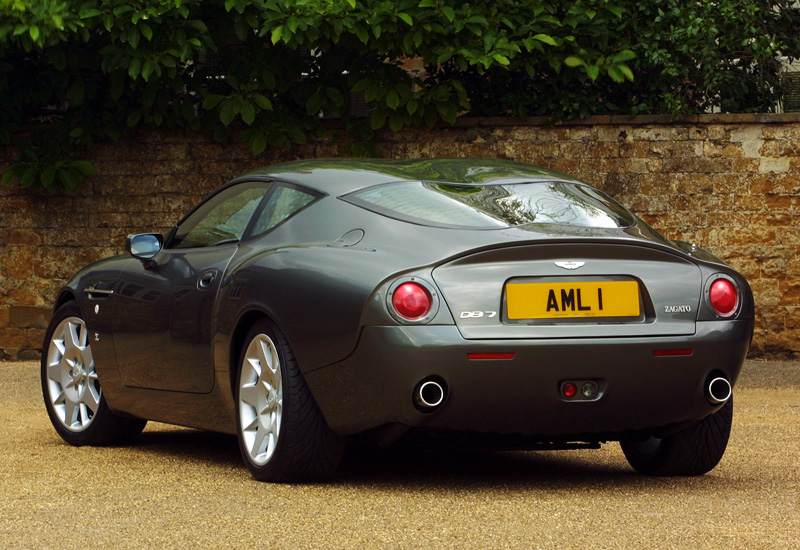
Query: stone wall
[{"left": 1, "top": 113, "right": 798, "bottom": 360}]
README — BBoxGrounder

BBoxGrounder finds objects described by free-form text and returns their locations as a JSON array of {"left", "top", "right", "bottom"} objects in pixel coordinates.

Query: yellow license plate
[{"left": 506, "top": 280, "right": 640, "bottom": 320}]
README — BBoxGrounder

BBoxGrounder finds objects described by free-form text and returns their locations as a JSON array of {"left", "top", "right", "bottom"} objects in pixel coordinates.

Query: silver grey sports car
[{"left": 42, "top": 158, "right": 754, "bottom": 482}]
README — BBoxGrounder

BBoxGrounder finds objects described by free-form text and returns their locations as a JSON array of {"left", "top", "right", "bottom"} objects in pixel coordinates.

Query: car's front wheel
[
  {"left": 42, "top": 301, "right": 147, "bottom": 446},
  {"left": 620, "top": 396, "right": 733, "bottom": 476},
  {"left": 235, "top": 319, "right": 344, "bottom": 482}
]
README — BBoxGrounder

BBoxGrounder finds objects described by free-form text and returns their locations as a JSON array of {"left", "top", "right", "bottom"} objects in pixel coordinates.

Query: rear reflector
[
  {"left": 467, "top": 353, "right": 516, "bottom": 360},
  {"left": 652, "top": 349, "right": 694, "bottom": 357}
]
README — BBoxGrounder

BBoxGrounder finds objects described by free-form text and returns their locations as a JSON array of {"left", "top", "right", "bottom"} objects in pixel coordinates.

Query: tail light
[
  {"left": 709, "top": 278, "right": 738, "bottom": 317},
  {"left": 392, "top": 282, "right": 432, "bottom": 321}
]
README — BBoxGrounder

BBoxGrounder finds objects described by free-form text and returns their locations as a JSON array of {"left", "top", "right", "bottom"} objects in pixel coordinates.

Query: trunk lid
[{"left": 432, "top": 241, "right": 700, "bottom": 340}]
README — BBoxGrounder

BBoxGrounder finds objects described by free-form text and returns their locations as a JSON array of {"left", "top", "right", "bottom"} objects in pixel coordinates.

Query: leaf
[
  {"left": 389, "top": 110, "right": 404, "bottom": 132},
  {"left": 220, "top": 102, "right": 235, "bottom": 126},
  {"left": 586, "top": 64, "right": 600, "bottom": 80},
  {"left": 71, "top": 161, "right": 96, "bottom": 176},
  {"left": 41, "top": 168, "right": 56, "bottom": 189},
  {"left": 80, "top": 8, "right": 102, "bottom": 19},
  {"left": 128, "top": 57, "right": 141, "bottom": 79},
  {"left": 617, "top": 64, "right": 634, "bottom": 81},
  {"left": 370, "top": 109, "right": 386, "bottom": 130},
  {"left": 442, "top": 7, "right": 455, "bottom": 22},
  {"left": 127, "top": 110, "right": 142, "bottom": 127},
  {"left": 139, "top": 23, "right": 153, "bottom": 42},
  {"left": 203, "top": 94, "right": 225, "bottom": 110},
  {"left": 612, "top": 50, "right": 637, "bottom": 63},
  {"left": 2, "top": 170, "right": 14, "bottom": 186},
  {"left": 492, "top": 54, "right": 510, "bottom": 66},
  {"left": 253, "top": 94, "right": 273, "bottom": 110},
  {"left": 418, "top": 0, "right": 436, "bottom": 7},
  {"left": 287, "top": 126, "right": 306, "bottom": 144},
  {"left": 386, "top": 90, "right": 400, "bottom": 110},
  {"left": 305, "top": 92, "right": 321, "bottom": 115},
  {"left": 142, "top": 60, "right": 155, "bottom": 81},
  {"left": 251, "top": 133, "right": 268, "bottom": 156},
  {"left": 364, "top": 83, "right": 379, "bottom": 103},
  {"left": 20, "top": 168, "right": 37, "bottom": 188},
  {"left": 564, "top": 56, "right": 585, "bottom": 67},
  {"left": 355, "top": 26, "right": 369, "bottom": 44},
  {"left": 241, "top": 103, "right": 256, "bottom": 125},
  {"left": 397, "top": 13, "right": 413, "bottom": 26},
  {"left": 435, "top": 101, "right": 457, "bottom": 124},
  {"left": 128, "top": 27, "right": 140, "bottom": 49},
  {"left": 352, "top": 79, "right": 372, "bottom": 93},
  {"left": 271, "top": 26, "right": 283, "bottom": 45},
  {"left": 58, "top": 169, "right": 79, "bottom": 191},
  {"left": 607, "top": 65, "right": 625, "bottom": 83},
  {"left": 532, "top": 34, "right": 557, "bottom": 46}
]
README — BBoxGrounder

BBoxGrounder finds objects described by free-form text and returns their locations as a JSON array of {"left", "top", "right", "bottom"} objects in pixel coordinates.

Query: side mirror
[{"left": 125, "top": 233, "right": 163, "bottom": 261}]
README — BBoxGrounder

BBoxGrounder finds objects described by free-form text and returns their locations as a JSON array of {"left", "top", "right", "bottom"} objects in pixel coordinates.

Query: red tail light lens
[
  {"left": 392, "top": 282, "right": 432, "bottom": 320},
  {"left": 709, "top": 279, "right": 738, "bottom": 317}
]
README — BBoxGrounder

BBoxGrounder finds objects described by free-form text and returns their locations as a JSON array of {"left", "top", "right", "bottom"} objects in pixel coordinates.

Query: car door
[{"left": 112, "top": 180, "right": 273, "bottom": 393}]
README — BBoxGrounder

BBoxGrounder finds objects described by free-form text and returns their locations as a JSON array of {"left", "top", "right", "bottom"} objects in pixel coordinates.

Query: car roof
[{"left": 235, "top": 158, "right": 575, "bottom": 195}]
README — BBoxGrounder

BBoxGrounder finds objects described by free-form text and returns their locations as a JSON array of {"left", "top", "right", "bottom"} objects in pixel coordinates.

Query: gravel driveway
[{"left": 1, "top": 359, "right": 798, "bottom": 549}]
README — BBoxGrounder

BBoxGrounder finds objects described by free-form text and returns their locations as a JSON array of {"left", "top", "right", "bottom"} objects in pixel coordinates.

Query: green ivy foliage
[
  {"left": 446, "top": 1, "right": 800, "bottom": 119},
  {"left": 0, "top": 0, "right": 795, "bottom": 190}
]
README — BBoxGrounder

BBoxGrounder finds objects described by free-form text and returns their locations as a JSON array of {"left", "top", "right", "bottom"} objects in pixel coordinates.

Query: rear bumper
[{"left": 304, "top": 320, "right": 753, "bottom": 438}]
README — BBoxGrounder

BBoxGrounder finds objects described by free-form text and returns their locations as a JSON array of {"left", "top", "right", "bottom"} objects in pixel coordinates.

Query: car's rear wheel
[
  {"left": 42, "top": 301, "right": 147, "bottom": 446},
  {"left": 620, "top": 396, "right": 733, "bottom": 476},
  {"left": 235, "top": 319, "right": 344, "bottom": 482}
]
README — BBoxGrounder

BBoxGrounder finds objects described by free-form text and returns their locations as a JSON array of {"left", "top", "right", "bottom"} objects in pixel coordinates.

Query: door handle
[
  {"left": 84, "top": 284, "right": 114, "bottom": 299},
  {"left": 197, "top": 270, "right": 217, "bottom": 289}
]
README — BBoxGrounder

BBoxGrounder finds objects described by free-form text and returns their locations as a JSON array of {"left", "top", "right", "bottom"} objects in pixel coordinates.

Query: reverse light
[
  {"left": 709, "top": 278, "right": 738, "bottom": 317},
  {"left": 392, "top": 282, "right": 432, "bottom": 321}
]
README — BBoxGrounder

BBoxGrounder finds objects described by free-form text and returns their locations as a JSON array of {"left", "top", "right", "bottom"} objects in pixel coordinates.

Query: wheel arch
[{"left": 54, "top": 289, "right": 79, "bottom": 311}]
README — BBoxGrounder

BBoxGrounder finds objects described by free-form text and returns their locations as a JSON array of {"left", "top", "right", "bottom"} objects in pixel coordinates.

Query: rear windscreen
[{"left": 343, "top": 181, "right": 635, "bottom": 229}]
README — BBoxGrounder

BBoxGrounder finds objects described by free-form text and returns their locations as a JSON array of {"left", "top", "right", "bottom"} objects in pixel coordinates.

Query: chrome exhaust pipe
[
  {"left": 706, "top": 377, "right": 732, "bottom": 405},
  {"left": 413, "top": 379, "right": 446, "bottom": 412}
]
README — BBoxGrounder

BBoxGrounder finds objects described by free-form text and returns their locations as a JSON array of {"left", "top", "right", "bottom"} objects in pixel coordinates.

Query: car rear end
[{"left": 304, "top": 177, "right": 754, "bottom": 444}]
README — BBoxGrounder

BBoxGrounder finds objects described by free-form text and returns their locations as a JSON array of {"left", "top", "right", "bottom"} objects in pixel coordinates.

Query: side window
[
  {"left": 250, "top": 184, "right": 318, "bottom": 237},
  {"left": 169, "top": 181, "right": 272, "bottom": 249}
]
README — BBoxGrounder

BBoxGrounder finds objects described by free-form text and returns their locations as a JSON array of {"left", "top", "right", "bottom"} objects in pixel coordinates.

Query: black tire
[
  {"left": 41, "top": 301, "right": 147, "bottom": 446},
  {"left": 620, "top": 396, "right": 733, "bottom": 476},
  {"left": 235, "top": 319, "right": 344, "bottom": 482}
]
